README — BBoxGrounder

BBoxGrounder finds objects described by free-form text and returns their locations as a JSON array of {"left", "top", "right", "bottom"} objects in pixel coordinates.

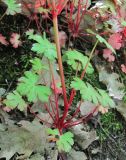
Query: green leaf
[
  {"left": 30, "top": 57, "right": 48, "bottom": 73},
  {"left": 104, "top": 0, "right": 116, "bottom": 15},
  {"left": 87, "top": 29, "right": 116, "bottom": 54},
  {"left": 121, "top": 20, "right": 126, "bottom": 27},
  {"left": 2, "top": 0, "right": 21, "bottom": 15},
  {"left": 63, "top": 50, "right": 94, "bottom": 74},
  {"left": 3, "top": 91, "right": 27, "bottom": 111},
  {"left": 71, "top": 77, "right": 115, "bottom": 107},
  {"left": 47, "top": 128, "right": 74, "bottom": 152},
  {"left": 17, "top": 71, "right": 51, "bottom": 102},
  {"left": 26, "top": 31, "right": 57, "bottom": 60},
  {"left": 25, "top": 29, "right": 34, "bottom": 37},
  {"left": 57, "top": 132, "right": 74, "bottom": 152},
  {"left": 47, "top": 128, "right": 59, "bottom": 135},
  {"left": 98, "top": 89, "right": 115, "bottom": 107}
]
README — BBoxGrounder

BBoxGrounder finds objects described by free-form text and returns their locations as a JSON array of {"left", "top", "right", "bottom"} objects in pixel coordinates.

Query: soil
[{"left": 0, "top": 5, "right": 126, "bottom": 160}]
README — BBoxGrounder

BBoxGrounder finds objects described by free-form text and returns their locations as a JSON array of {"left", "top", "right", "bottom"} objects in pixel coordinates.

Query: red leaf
[
  {"left": 0, "top": 34, "right": 9, "bottom": 46},
  {"left": 3, "top": 107, "right": 11, "bottom": 112},
  {"left": 10, "top": 33, "right": 22, "bottom": 48},
  {"left": 103, "top": 49, "right": 115, "bottom": 62},
  {"left": 108, "top": 33, "right": 122, "bottom": 50},
  {"left": 121, "top": 64, "right": 126, "bottom": 74}
]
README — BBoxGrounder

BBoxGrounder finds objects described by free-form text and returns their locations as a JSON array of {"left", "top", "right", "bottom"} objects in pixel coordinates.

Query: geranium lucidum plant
[{"left": 3, "top": 0, "right": 116, "bottom": 153}]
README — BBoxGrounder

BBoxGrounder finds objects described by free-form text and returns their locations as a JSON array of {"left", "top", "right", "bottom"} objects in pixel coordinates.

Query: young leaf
[
  {"left": 10, "top": 33, "right": 22, "bottom": 48},
  {"left": 108, "top": 33, "right": 122, "bottom": 50},
  {"left": 2, "top": 0, "right": 21, "bottom": 15},
  {"left": 47, "top": 128, "right": 74, "bottom": 152},
  {"left": 87, "top": 29, "right": 116, "bottom": 54},
  {"left": 63, "top": 50, "right": 94, "bottom": 74},
  {"left": 71, "top": 77, "right": 115, "bottom": 107},
  {"left": 57, "top": 132, "right": 74, "bottom": 152},
  {"left": 26, "top": 31, "right": 57, "bottom": 60},
  {"left": 0, "top": 34, "right": 9, "bottom": 45},
  {"left": 121, "top": 64, "right": 126, "bottom": 74},
  {"left": 25, "top": 29, "right": 34, "bottom": 37},
  {"left": 103, "top": 49, "right": 115, "bottom": 62},
  {"left": 30, "top": 57, "right": 48, "bottom": 73},
  {"left": 3, "top": 90, "right": 27, "bottom": 111},
  {"left": 47, "top": 128, "right": 59, "bottom": 135},
  {"left": 17, "top": 71, "right": 51, "bottom": 102}
]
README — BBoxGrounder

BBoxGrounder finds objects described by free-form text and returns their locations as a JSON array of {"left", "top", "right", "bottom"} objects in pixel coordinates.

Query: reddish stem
[
  {"left": 44, "top": 103, "right": 55, "bottom": 122},
  {"left": 49, "top": 61, "right": 59, "bottom": 120},
  {"left": 67, "top": 100, "right": 83, "bottom": 122},
  {"left": 28, "top": 106, "right": 52, "bottom": 126},
  {"left": 64, "top": 106, "right": 98, "bottom": 128}
]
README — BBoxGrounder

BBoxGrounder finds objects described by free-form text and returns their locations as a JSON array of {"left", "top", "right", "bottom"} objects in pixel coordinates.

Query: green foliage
[
  {"left": 97, "top": 111, "right": 123, "bottom": 141},
  {"left": 30, "top": 57, "right": 48, "bottom": 74},
  {"left": 87, "top": 29, "right": 116, "bottom": 54},
  {"left": 26, "top": 31, "right": 57, "bottom": 60},
  {"left": 71, "top": 77, "right": 115, "bottom": 107},
  {"left": 47, "top": 128, "right": 74, "bottom": 152},
  {"left": 63, "top": 50, "right": 94, "bottom": 74},
  {"left": 47, "top": 128, "right": 59, "bottom": 135},
  {"left": 3, "top": 91, "right": 27, "bottom": 111},
  {"left": 17, "top": 71, "right": 51, "bottom": 102},
  {"left": 2, "top": 0, "right": 21, "bottom": 15}
]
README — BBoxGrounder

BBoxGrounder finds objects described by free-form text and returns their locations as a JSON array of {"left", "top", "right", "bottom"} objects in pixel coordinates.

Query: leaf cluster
[
  {"left": 4, "top": 57, "right": 51, "bottom": 111},
  {"left": 2, "top": 0, "right": 21, "bottom": 15},
  {"left": 26, "top": 30, "right": 57, "bottom": 60},
  {"left": 63, "top": 50, "right": 94, "bottom": 74},
  {"left": 71, "top": 77, "right": 115, "bottom": 107},
  {"left": 47, "top": 128, "right": 74, "bottom": 152}
]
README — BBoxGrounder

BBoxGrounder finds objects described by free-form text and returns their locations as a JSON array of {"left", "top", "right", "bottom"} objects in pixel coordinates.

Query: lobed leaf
[
  {"left": 3, "top": 90, "right": 27, "bottom": 111},
  {"left": 71, "top": 77, "right": 115, "bottom": 107},
  {"left": 2, "top": 0, "right": 21, "bottom": 15},
  {"left": 26, "top": 31, "right": 57, "bottom": 60},
  {"left": 17, "top": 71, "right": 51, "bottom": 102},
  {"left": 30, "top": 57, "right": 48, "bottom": 73},
  {"left": 47, "top": 128, "right": 74, "bottom": 152},
  {"left": 63, "top": 50, "right": 94, "bottom": 74},
  {"left": 57, "top": 132, "right": 74, "bottom": 152}
]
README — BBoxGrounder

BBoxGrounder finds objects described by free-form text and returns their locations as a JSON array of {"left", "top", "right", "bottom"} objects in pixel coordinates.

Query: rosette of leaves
[
  {"left": 26, "top": 30, "right": 57, "bottom": 60},
  {"left": 62, "top": 50, "right": 94, "bottom": 74},
  {"left": 71, "top": 77, "right": 115, "bottom": 107},
  {"left": 47, "top": 128, "right": 74, "bottom": 152},
  {"left": 2, "top": 0, "right": 21, "bottom": 15}
]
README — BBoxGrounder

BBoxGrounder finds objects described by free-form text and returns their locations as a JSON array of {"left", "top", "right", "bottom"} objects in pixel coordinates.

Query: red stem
[
  {"left": 53, "top": 15, "right": 68, "bottom": 105},
  {"left": 67, "top": 100, "right": 83, "bottom": 122},
  {"left": 49, "top": 61, "right": 59, "bottom": 120},
  {"left": 49, "top": 96, "right": 57, "bottom": 119},
  {"left": 44, "top": 103, "right": 55, "bottom": 122},
  {"left": 64, "top": 106, "right": 98, "bottom": 128},
  {"left": 28, "top": 106, "right": 52, "bottom": 126}
]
